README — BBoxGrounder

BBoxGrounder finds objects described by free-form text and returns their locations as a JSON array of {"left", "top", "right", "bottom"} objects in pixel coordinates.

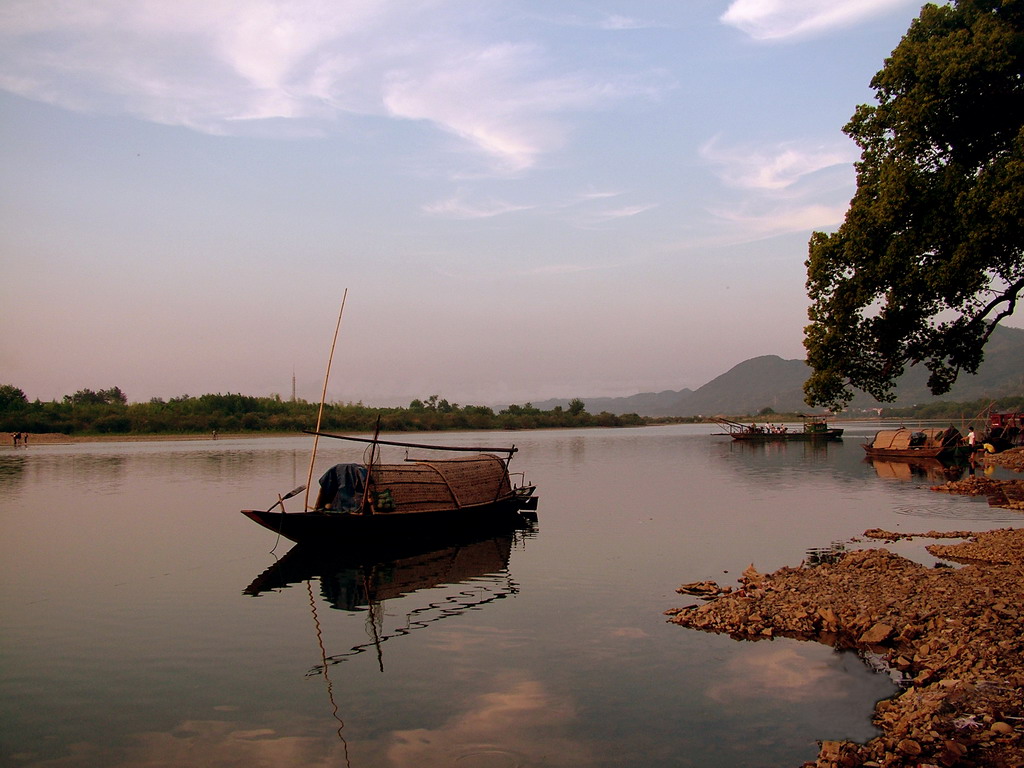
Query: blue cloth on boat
[{"left": 317, "top": 463, "right": 367, "bottom": 512}]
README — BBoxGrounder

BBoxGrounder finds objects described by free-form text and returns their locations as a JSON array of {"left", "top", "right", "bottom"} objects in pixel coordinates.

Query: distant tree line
[
  {"left": 0, "top": 385, "right": 645, "bottom": 435},
  {"left": 874, "top": 396, "right": 1024, "bottom": 422}
]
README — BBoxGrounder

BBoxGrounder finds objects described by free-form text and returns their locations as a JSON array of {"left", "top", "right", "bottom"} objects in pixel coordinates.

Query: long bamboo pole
[
  {"left": 305, "top": 289, "right": 348, "bottom": 510},
  {"left": 301, "top": 429, "right": 518, "bottom": 455}
]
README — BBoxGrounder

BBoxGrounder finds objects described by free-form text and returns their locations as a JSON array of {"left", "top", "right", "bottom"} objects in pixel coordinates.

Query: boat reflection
[
  {"left": 244, "top": 523, "right": 535, "bottom": 672},
  {"left": 729, "top": 438, "right": 837, "bottom": 459},
  {"left": 867, "top": 456, "right": 969, "bottom": 483}
]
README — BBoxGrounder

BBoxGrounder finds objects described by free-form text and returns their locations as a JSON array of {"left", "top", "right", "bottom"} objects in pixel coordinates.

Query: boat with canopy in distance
[
  {"left": 241, "top": 431, "right": 538, "bottom": 546},
  {"left": 714, "top": 415, "right": 844, "bottom": 442},
  {"left": 861, "top": 426, "right": 970, "bottom": 460}
]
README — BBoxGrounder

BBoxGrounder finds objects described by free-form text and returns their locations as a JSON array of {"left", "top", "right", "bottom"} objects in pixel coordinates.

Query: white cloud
[
  {"left": 598, "top": 14, "right": 654, "bottom": 31},
  {"left": 700, "top": 136, "right": 856, "bottom": 190},
  {"left": 577, "top": 189, "right": 624, "bottom": 201},
  {"left": 721, "top": 0, "right": 918, "bottom": 40},
  {"left": 0, "top": 0, "right": 657, "bottom": 173},
  {"left": 381, "top": 41, "right": 593, "bottom": 174},
  {"left": 526, "top": 263, "right": 603, "bottom": 276},
  {"left": 535, "top": 10, "right": 661, "bottom": 32},
  {"left": 422, "top": 193, "right": 534, "bottom": 219},
  {"left": 694, "top": 136, "right": 855, "bottom": 244},
  {"left": 709, "top": 202, "right": 848, "bottom": 238},
  {"left": 593, "top": 203, "right": 658, "bottom": 219}
]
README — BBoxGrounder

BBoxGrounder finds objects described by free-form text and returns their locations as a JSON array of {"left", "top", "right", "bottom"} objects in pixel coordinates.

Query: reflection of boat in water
[
  {"left": 244, "top": 522, "right": 533, "bottom": 672},
  {"left": 714, "top": 416, "right": 843, "bottom": 441},
  {"left": 242, "top": 432, "right": 538, "bottom": 545},
  {"left": 868, "top": 456, "right": 967, "bottom": 483},
  {"left": 244, "top": 523, "right": 533, "bottom": 753},
  {"left": 862, "top": 427, "right": 970, "bottom": 460},
  {"left": 244, "top": 527, "right": 521, "bottom": 610}
]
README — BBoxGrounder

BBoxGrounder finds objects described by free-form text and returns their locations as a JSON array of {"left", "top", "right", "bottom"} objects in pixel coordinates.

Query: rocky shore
[
  {"left": 982, "top": 447, "right": 1024, "bottom": 472},
  {"left": 930, "top": 447, "right": 1024, "bottom": 511},
  {"left": 669, "top": 527, "right": 1024, "bottom": 767}
]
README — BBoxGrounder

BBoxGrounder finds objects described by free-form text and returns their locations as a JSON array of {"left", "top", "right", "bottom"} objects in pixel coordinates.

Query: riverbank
[
  {"left": 668, "top": 527, "right": 1024, "bottom": 767},
  {"left": 982, "top": 446, "right": 1024, "bottom": 472},
  {"left": 0, "top": 431, "right": 301, "bottom": 445},
  {"left": 933, "top": 448, "right": 1024, "bottom": 511}
]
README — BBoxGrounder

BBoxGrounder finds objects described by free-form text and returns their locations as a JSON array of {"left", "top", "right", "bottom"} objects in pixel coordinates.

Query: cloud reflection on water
[
  {"left": 22, "top": 718, "right": 343, "bottom": 768},
  {"left": 387, "top": 673, "right": 592, "bottom": 768},
  {"left": 707, "top": 642, "right": 866, "bottom": 704},
  {"left": 22, "top": 673, "right": 589, "bottom": 768}
]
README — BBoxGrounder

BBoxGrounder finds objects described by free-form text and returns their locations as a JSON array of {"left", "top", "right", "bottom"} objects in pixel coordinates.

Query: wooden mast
[{"left": 305, "top": 289, "right": 348, "bottom": 511}]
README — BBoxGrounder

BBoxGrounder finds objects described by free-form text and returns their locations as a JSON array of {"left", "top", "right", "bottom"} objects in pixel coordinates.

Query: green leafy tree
[
  {"left": 0, "top": 384, "right": 27, "bottom": 411},
  {"left": 568, "top": 398, "right": 586, "bottom": 416},
  {"left": 100, "top": 386, "right": 128, "bottom": 405},
  {"left": 804, "top": 0, "right": 1024, "bottom": 409},
  {"left": 65, "top": 388, "right": 102, "bottom": 405},
  {"left": 64, "top": 387, "right": 128, "bottom": 406}
]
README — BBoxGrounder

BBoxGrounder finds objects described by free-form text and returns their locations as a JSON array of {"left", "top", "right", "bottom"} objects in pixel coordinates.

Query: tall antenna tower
[{"left": 292, "top": 368, "right": 296, "bottom": 402}]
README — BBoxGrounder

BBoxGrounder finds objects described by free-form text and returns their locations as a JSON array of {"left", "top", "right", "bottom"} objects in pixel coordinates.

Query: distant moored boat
[{"left": 714, "top": 415, "right": 844, "bottom": 442}]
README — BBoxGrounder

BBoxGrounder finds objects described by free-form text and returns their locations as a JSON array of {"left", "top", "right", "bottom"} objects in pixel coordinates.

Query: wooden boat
[
  {"left": 985, "top": 411, "right": 1024, "bottom": 451},
  {"left": 862, "top": 427, "right": 968, "bottom": 459},
  {"left": 242, "top": 432, "right": 538, "bottom": 545},
  {"left": 714, "top": 415, "right": 843, "bottom": 441}
]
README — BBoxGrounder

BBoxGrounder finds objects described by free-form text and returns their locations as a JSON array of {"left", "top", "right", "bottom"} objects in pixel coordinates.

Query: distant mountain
[
  {"left": 531, "top": 325, "right": 1024, "bottom": 417},
  {"left": 669, "top": 355, "right": 809, "bottom": 416}
]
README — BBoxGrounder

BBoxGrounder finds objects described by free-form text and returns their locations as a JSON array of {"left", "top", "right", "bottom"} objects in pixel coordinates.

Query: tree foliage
[
  {"left": 0, "top": 384, "right": 27, "bottom": 410},
  {"left": 879, "top": 394, "right": 1024, "bottom": 420},
  {"left": 63, "top": 387, "right": 128, "bottom": 405},
  {"left": 0, "top": 385, "right": 645, "bottom": 435},
  {"left": 804, "top": 0, "right": 1024, "bottom": 409}
]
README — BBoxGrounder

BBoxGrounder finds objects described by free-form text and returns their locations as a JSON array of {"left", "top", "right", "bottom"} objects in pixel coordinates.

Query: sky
[{"left": 2, "top": 0, "right": 998, "bottom": 407}]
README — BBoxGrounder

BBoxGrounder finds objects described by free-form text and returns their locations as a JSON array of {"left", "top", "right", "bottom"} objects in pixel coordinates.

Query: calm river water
[{"left": 3, "top": 423, "right": 1022, "bottom": 767}]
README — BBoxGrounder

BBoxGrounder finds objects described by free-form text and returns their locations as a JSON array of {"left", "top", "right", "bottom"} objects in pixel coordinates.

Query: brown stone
[
  {"left": 742, "top": 563, "right": 763, "bottom": 584},
  {"left": 858, "top": 622, "right": 894, "bottom": 645},
  {"left": 943, "top": 739, "right": 967, "bottom": 756},
  {"left": 897, "top": 738, "right": 921, "bottom": 755}
]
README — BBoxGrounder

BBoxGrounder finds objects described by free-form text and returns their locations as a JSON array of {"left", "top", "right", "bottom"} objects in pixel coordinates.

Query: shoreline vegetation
[
  {"left": 0, "top": 388, "right": 653, "bottom": 437},
  {"left": 1, "top": 385, "right": 1021, "bottom": 440}
]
